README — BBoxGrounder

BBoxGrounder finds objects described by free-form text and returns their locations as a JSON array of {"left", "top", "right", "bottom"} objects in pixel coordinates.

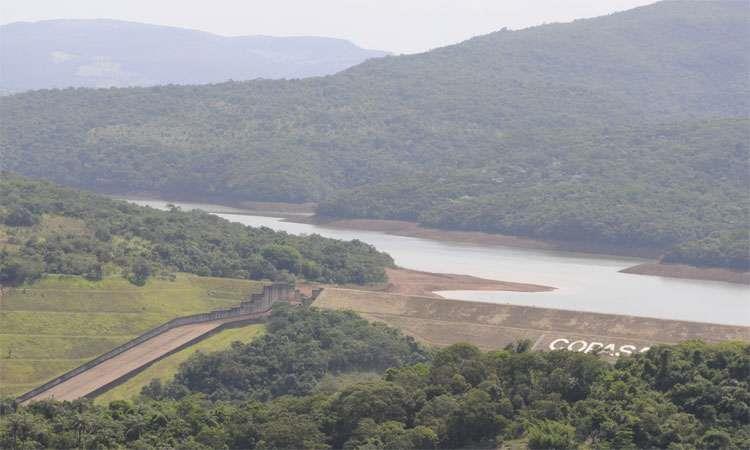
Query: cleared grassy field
[
  {"left": 96, "top": 323, "right": 265, "bottom": 403},
  {"left": 0, "top": 274, "right": 263, "bottom": 397}
]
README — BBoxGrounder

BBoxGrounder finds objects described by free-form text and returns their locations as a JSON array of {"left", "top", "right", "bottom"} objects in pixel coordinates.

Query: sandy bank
[
  {"left": 298, "top": 267, "right": 554, "bottom": 299},
  {"left": 381, "top": 267, "right": 553, "bottom": 297},
  {"left": 621, "top": 263, "right": 750, "bottom": 285}
]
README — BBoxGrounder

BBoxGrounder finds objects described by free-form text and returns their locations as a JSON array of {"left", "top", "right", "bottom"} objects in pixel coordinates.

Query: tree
[
  {"left": 128, "top": 258, "right": 151, "bottom": 286},
  {"left": 701, "top": 429, "right": 732, "bottom": 450},
  {"left": 261, "top": 244, "right": 303, "bottom": 274},
  {"left": 527, "top": 420, "right": 577, "bottom": 450},
  {"left": 0, "top": 254, "right": 44, "bottom": 286},
  {"left": 328, "top": 382, "right": 409, "bottom": 447},
  {"left": 3, "top": 206, "right": 39, "bottom": 227},
  {"left": 0, "top": 413, "right": 49, "bottom": 449},
  {"left": 447, "top": 389, "right": 504, "bottom": 447},
  {"left": 257, "top": 413, "right": 329, "bottom": 450}
]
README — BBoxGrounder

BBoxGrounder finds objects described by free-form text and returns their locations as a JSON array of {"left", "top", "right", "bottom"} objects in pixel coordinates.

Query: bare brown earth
[
  {"left": 20, "top": 315, "right": 261, "bottom": 404},
  {"left": 621, "top": 263, "right": 750, "bottom": 285},
  {"left": 381, "top": 267, "right": 553, "bottom": 297},
  {"left": 233, "top": 201, "right": 316, "bottom": 215},
  {"left": 296, "top": 267, "right": 554, "bottom": 299},
  {"left": 313, "top": 288, "right": 750, "bottom": 353}
]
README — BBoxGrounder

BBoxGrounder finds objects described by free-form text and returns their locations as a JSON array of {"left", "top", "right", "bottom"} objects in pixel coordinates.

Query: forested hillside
[
  {"left": 2, "top": 1, "right": 748, "bottom": 268},
  {"left": 2, "top": 306, "right": 748, "bottom": 449},
  {"left": 0, "top": 174, "right": 393, "bottom": 286}
]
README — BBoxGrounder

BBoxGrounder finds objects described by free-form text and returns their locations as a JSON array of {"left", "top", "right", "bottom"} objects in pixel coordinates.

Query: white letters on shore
[{"left": 548, "top": 338, "right": 649, "bottom": 356}]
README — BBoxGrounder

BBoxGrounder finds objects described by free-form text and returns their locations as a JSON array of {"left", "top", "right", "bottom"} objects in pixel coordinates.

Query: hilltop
[
  {"left": 0, "top": 19, "right": 388, "bottom": 91},
  {"left": 1, "top": 1, "right": 748, "bottom": 268},
  {"left": 0, "top": 174, "right": 393, "bottom": 286}
]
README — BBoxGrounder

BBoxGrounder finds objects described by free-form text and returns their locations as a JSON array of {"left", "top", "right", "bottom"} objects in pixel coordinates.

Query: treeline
[
  {"left": 1, "top": 306, "right": 748, "bottom": 449},
  {"left": 663, "top": 230, "right": 750, "bottom": 271},
  {"left": 152, "top": 305, "right": 431, "bottom": 401},
  {"left": 0, "top": 174, "right": 393, "bottom": 286},
  {"left": 1, "top": 1, "right": 748, "bottom": 270},
  {"left": 318, "top": 119, "right": 750, "bottom": 263}
]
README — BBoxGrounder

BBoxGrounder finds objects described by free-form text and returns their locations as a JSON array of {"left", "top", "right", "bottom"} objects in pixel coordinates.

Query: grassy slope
[
  {"left": 0, "top": 274, "right": 263, "bottom": 397},
  {"left": 95, "top": 323, "right": 265, "bottom": 403}
]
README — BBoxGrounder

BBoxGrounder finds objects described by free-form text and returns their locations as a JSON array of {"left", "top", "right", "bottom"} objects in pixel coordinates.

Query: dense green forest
[
  {"left": 1, "top": 1, "right": 748, "bottom": 269},
  {"left": 2, "top": 306, "right": 748, "bottom": 449},
  {"left": 0, "top": 174, "right": 393, "bottom": 286},
  {"left": 663, "top": 230, "right": 750, "bottom": 270}
]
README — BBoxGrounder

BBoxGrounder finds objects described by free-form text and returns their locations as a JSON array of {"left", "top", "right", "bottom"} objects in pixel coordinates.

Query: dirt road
[{"left": 21, "top": 316, "right": 250, "bottom": 404}]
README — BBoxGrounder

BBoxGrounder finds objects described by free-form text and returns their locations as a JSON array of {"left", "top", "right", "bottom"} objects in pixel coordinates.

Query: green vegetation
[
  {"left": 2, "top": 1, "right": 748, "bottom": 268},
  {"left": 95, "top": 324, "right": 265, "bottom": 404},
  {"left": 0, "top": 174, "right": 393, "bottom": 286},
  {"left": 1, "top": 307, "right": 747, "bottom": 449},
  {"left": 663, "top": 230, "right": 750, "bottom": 270},
  {"left": 0, "top": 274, "right": 264, "bottom": 397},
  {"left": 153, "top": 305, "right": 431, "bottom": 401}
]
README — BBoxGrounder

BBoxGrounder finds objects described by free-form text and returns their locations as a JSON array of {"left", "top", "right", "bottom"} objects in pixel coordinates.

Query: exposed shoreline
[
  {"left": 109, "top": 192, "right": 317, "bottom": 217},
  {"left": 286, "top": 217, "right": 749, "bottom": 285},
  {"left": 117, "top": 194, "right": 749, "bottom": 286},
  {"left": 382, "top": 267, "right": 554, "bottom": 297},
  {"left": 298, "top": 267, "right": 555, "bottom": 299},
  {"left": 620, "top": 263, "right": 750, "bottom": 285}
]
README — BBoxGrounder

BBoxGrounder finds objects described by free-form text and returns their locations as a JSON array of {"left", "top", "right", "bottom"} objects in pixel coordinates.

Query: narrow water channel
[{"left": 129, "top": 199, "right": 750, "bottom": 326}]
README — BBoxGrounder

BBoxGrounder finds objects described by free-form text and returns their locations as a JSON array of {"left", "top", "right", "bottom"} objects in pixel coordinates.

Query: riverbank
[
  {"left": 282, "top": 217, "right": 750, "bottom": 285},
  {"left": 381, "top": 267, "right": 554, "bottom": 297},
  {"left": 295, "top": 217, "right": 558, "bottom": 251},
  {"left": 110, "top": 193, "right": 316, "bottom": 217},
  {"left": 621, "top": 263, "right": 750, "bottom": 285},
  {"left": 120, "top": 195, "right": 748, "bottom": 286},
  {"left": 298, "top": 267, "right": 554, "bottom": 299}
]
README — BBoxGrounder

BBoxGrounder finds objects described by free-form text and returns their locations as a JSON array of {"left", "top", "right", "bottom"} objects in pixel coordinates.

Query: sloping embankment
[
  {"left": 19, "top": 315, "right": 263, "bottom": 404},
  {"left": 17, "top": 282, "right": 301, "bottom": 404},
  {"left": 313, "top": 288, "right": 750, "bottom": 354}
]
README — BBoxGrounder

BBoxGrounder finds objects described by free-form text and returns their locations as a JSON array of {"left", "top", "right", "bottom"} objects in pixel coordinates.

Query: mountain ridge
[
  {"left": 0, "top": 19, "right": 389, "bottom": 91},
  {"left": 1, "top": 0, "right": 748, "bottom": 268}
]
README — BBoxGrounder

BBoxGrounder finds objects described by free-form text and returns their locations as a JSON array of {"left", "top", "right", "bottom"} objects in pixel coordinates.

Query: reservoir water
[{"left": 129, "top": 199, "right": 749, "bottom": 326}]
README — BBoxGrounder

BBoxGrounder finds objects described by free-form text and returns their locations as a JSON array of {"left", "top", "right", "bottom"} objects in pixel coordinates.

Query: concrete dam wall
[
  {"left": 17, "top": 283, "right": 303, "bottom": 404},
  {"left": 312, "top": 288, "right": 750, "bottom": 355}
]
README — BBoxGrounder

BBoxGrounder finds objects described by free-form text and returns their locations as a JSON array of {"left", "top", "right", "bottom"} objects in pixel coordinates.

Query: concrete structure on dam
[
  {"left": 17, "top": 283, "right": 305, "bottom": 404},
  {"left": 17, "top": 282, "right": 748, "bottom": 405},
  {"left": 312, "top": 288, "right": 750, "bottom": 355}
]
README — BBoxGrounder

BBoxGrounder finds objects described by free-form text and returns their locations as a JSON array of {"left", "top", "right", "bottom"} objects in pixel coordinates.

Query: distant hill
[
  {"left": 1, "top": 1, "right": 748, "bottom": 268},
  {"left": 0, "top": 19, "right": 388, "bottom": 91}
]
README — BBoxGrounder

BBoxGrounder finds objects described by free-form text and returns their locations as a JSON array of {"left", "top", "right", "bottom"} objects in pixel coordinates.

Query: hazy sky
[{"left": 1, "top": 0, "right": 657, "bottom": 54}]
